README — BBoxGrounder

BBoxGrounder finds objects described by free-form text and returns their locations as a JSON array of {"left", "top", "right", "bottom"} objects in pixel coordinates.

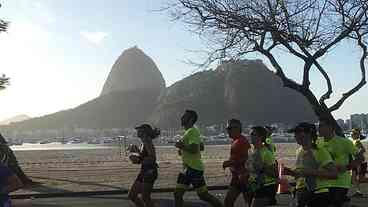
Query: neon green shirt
[
  {"left": 181, "top": 127, "right": 204, "bottom": 171},
  {"left": 316, "top": 137, "right": 325, "bottom": 148},
  {"left": 248, "top": 146, "right": 277, "bottom": 189},
  {"left": 265, "top": 137, "right": 276, "bottom": 154},
  {"left": 319, "top": 136, "right": 358, "bottom": 188},
  {"left": 295, "top": 146, "right": 335, "bottom": 192}
]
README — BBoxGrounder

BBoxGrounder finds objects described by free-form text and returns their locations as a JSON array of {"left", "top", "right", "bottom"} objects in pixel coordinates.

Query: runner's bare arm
[{"left": 142, "top": 142, "right": 156, "bottom": 164}]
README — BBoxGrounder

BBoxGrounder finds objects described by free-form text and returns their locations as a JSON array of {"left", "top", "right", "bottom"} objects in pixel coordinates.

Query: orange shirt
[{"left": 230, "top": 134, "right": 251, "bottom": 173}]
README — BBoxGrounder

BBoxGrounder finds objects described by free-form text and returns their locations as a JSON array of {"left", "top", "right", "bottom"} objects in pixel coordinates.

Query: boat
[
  {"left": 67, "top": 138, "right": 83, "bottom": 144},
  {"left": 39, "top": 140, "right": 52, "bottom": 144}
]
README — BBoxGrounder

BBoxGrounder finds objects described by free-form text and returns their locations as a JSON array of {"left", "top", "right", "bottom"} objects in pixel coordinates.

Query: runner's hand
[
  {"left": 175, "top": 140, "right": 184, "bottom": 149},
  {"left": 129, "top": 154, "right": 141, "bottom": 164}
]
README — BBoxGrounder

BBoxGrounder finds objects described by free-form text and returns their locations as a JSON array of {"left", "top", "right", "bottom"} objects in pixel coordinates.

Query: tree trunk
[
  {"left": 295, "top": 89, "right": 345, "bottom": 137},
  {"left": 316, "top": 107, "right": 345, "bottom": 137},
  {"left": 305, "top": 94, "right": 345, "bottom": 137}
]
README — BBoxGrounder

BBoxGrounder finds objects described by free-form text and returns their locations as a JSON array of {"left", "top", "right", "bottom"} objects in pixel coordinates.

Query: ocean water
[{"left": 10, "top": 142, "right": 116, "bottom": 151}]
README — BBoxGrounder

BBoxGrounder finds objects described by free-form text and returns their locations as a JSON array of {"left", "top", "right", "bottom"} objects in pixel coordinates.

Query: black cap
[
  {"left": 135, "top": 124, "right": 153, "bottom": 132},
  {"left": 288, "top": 122, "right": 316, "bottom": 133},
  {"left": 226, "top": 119, "right": 242, "bottom": 130}
]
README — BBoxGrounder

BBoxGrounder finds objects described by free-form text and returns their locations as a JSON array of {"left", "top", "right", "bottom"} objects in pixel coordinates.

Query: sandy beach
[
  {"left": 12, "top": 144, "right": 297, "bottom": 193},
  {"left": 6, "top": 143, "right": 368, "bottom": 206}
]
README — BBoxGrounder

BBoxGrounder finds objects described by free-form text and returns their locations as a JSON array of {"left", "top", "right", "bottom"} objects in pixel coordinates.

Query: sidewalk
[
  {"left": 12, "top": 191, "right": 368, "bottom": 207},
  {"left": 11, "top": 191, "right": 292, "bottom": 207}
]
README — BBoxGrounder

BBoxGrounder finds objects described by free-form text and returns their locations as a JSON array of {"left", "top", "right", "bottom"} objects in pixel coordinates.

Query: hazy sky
[{"left": 0, "top": 0, "right": 366, "bottom": 122}]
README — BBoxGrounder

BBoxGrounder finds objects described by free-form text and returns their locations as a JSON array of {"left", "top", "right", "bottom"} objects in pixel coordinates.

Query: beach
[
  {"left": 12, "top": 144, "right": 297, "bottom": 193},
  {"left": 10, "top": 143, "right": 368, "bottom": 206}
]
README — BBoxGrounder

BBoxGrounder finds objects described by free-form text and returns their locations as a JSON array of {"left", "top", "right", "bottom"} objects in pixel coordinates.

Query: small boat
[
  {"left": 40, "top": 140, "right": 51, "bottom": 144},
  {"left": 67, "top": 138, "right": 83, "bottom": 144}
]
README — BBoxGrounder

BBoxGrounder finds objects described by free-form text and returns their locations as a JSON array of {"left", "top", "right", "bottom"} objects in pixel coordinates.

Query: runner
[
  {"left": 248, "top": 126, "right": 278, "bottom": 207},
  {"left": 284, "top": 122, "right": 338, "bottom": 207},
  {"left": 318, "top": 118, "right": 363, "bottom": 207},
  {"left": 351, "top": 128, "right": 367, "bottom": 197},
  {"left": 174, "top": 110, "right": 223, "bottom": 207},
  {"left": 223, "top": 119, "right": 251, "bottom": 207},
  {"left": 128, "top": 124, "right": 160, "bottom": 207},
  {"left": 0, "top": 133, "right": 34, "bottom": 186},
  {"left": 0, "top": 163, "right": 23, "bottom": 207}
]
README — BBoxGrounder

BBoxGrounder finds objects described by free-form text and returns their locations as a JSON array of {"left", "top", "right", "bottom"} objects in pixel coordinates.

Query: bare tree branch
[
  {"left": 315, "top": 61, "right": 333, "bottom": 104},
  {"left": 0, "top": 74, "right": 10, "bottom": 90},
  {"left": 0, "top": 4, "right": 10, "bottom": 90},
  {"left": 255, "top": 43, "right": 303, "bottom": 91},
  {"left": 168, "top": 0, "right": 368, "bottom": 136},
  {"left": 329, "top": 31, "right": 367, "bottom": 112}
]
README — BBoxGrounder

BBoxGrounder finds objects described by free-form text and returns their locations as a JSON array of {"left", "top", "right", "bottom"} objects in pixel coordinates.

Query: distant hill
[
  {"left": 0, "top": 115, "right": 31, "bottom": 126},
  {"left": 149, "top": 60, "right": 317, "bottom": 128},
  {"left": 5, "top": 89, "right": 160, "bottom": 130},
  {"left": 101, "top": 46, "right": 165, "bottom": 97},
  {"left": 1, "top": 49, "right": 317, "bottom": 131}
]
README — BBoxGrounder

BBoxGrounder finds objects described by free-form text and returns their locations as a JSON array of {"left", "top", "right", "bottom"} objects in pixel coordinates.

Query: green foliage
[
  {"left": 0, "top": 19, "right": 8, "bottom": 33},
  {"left": 0, "top": 4, "right": 10, "bottom": 90},
  {"left": 0, "top": 74, "right": 9, "bottom": 90}
]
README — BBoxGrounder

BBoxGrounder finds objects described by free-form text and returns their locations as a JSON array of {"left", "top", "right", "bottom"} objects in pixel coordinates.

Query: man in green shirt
[
  {"left": 318, "top": 118, "right": 363, "bottom": 207},
  {"left": 174, "top": 110, "right": 223, "bottom": 207},
  {"left": 284, "top": 122, "right": 338, "bottom": 207}
]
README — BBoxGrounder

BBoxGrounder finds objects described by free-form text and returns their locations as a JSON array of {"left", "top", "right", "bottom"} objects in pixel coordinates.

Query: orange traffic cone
[{"left": 277, "top": 163, "right": 290, "bottom": 194}]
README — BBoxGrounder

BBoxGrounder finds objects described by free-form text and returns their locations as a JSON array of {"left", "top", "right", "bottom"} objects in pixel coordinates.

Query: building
[
  {"left": 336, "top": 119, "right": 345, "bottom": 128},
  {"left": 350, "top": 114, "right": 368, "bottom": 131}
]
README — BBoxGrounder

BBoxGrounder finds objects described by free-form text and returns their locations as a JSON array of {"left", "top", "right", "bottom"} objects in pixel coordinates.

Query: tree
[
  {"left": 0, "top": 3, "right": 10, "bottom": 90},
  {"left": 0, "top": 74, "right": 9, "bottom": 90},
  {"left": 168, "top": 0, "right": 368, "bottom": 136}
]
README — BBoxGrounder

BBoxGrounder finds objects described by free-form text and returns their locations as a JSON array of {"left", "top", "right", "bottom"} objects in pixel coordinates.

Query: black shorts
[
  {"left": 296, "top": 189, "right": 313, "bottom": 207},
  {"left": 296, "top": 189, "right": 330, "bottom": 207},
  {"left": 176, "top": 167, "right": 207, "bottom": 192},
  {"left": 309, "top": 192, "right": 330, "bottom": 207},
  {"left": 254, "top": 184, "right": 277, "bottom": 199},
  {"left": 329, "top": 187, "right": 350, "bottom": 207},
  {"left": 135, "top": 168, "right": 158, "bottom": 184}
]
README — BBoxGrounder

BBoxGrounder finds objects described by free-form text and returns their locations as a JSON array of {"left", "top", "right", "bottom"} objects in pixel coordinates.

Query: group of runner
[
  {"left": 0, "top": 109, "right": 365, "bottom": 207},
  {"left": 128, "top": 109, "right": 367, "bottom": 207}
]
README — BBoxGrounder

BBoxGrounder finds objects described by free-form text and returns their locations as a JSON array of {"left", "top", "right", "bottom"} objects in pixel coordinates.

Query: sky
[{"left": 0, "top": 0, "right": 366, "bottom": 122}]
